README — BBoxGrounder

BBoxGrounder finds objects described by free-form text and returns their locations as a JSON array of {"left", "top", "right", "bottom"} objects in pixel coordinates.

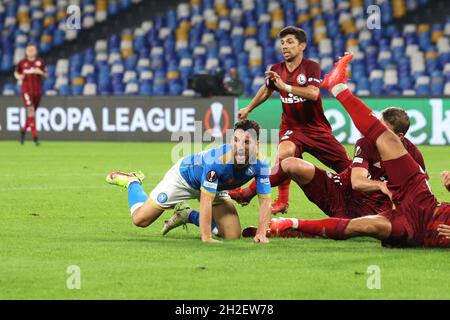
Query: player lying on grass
[
  {"left": 281, "top": 107, "right": 425, "bottom": 219},
  {"left": 269, "top": 52, "right": 450, "bottom": 247},
  {"left": 242, "top": 107, "right": 426, "bottom": 238},
  {"left": 106, "top": 120, "right": 272, "bottom": 244}
]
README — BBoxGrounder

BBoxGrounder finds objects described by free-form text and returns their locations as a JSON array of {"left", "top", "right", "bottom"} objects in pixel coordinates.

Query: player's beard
[{"left": 235, "top": 152, "right": 247, "bottom": 165}]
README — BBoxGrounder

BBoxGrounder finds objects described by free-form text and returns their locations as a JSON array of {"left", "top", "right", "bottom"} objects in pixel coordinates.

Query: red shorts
[
  {"left": 300, "top": 166, "right": 388, "bottom": 218},
  {"left": 279, "top": 129, "right": 350, "bottom": 173},
  {"left": 21, "top": 92, "right": 41, "bottom": 109},
  {"left": 378, "top": 153, "right": 445, "bottom": 247}
]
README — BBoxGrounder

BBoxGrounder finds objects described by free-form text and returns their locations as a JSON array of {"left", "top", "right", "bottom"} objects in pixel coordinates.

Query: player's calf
[
  {"left": 345, "top": 215, "right": 391, "bottom": 239},
  {"left": 106, "top": 171, "right": 164, "bottom": 228},
  {"left": 19, "top": 129, "right": 25, "bottom": 145}
]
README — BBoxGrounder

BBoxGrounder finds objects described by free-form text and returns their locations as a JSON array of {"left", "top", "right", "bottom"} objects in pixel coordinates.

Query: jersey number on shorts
[{"left": 281, "top": 130, "right": 294, "bottom": 141}]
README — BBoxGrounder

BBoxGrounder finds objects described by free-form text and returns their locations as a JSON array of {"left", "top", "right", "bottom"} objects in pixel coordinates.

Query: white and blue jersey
[
  {"left": 149, "top": 144, "right": 271, "bottom": 209},
  {"left": 179, "top": 144, "right": 271, "bottom": 197}
]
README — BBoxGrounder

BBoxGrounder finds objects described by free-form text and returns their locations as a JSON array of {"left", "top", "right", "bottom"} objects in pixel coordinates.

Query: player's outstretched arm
[
  {"left": 238, "top": 84, "right": 274, "bottom": 120},
  {"left": 441, "top": 171, "right": 450, "bottom": 192},
  {"left": 255, "top": 196, "right": 271, "bottom": 243},
  {"left": 351, "top": 167, "right": 392, "bottom": 199},
  {"left": 290, "top": 85, "right": 320, "bottom": 101},
  {"left": 199, "top": 191, "right": 222, "bottom": 244}
]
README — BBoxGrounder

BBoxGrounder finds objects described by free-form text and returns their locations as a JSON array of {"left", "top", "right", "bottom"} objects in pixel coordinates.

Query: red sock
[
  {"left": 269, "top": 158, "right": 289, "bottom": 187},
  {"left": 29, "top": 118, "right": 37, "bottom": 137},
  {"left": 277, "top": 178, "right": 290, "bottom": 203},
  {"left": 22, "top": 117, "right": 31, "bottom": 133},
  {"left": 336, "top": 89, "right": 387, "bottom": 143},
  {"left": 241, "top": 180, "right": 257, "bottom": 198},
  {"left": 298, "top": 218, "right": 351, "bottom": 240}
]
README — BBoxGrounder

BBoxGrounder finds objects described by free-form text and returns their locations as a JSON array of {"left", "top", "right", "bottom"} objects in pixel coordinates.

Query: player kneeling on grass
[
  {"left": 270, "top": 53, "right": 450, "bottom": 248},
  {"left": 106, "top": 120, "right": 272, "bottom": 244}
]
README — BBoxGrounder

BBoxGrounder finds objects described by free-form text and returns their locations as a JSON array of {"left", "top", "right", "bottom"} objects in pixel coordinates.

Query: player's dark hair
[
  {"left": 234, "top": 119, "right": 260, "bottom": 141},
  {"left": 382, "top": 107, "right": 410, "bottom": 135},
  {"left": 279, "top": 26, "right": 307, "bottom": 44}
]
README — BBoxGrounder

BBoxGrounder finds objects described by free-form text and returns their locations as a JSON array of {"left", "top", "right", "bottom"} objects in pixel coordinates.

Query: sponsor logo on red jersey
[{"left": 280, "top": 93, "right": 307, "bottom": 104}]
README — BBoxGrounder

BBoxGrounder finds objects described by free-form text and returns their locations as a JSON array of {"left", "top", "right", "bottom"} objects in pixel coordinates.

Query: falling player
[
  {"left": 231, "top": 26, "right": 350, "bottom": 214},
  {"left": 14, "top": 44, "right": 48, "bottom": 146},
  {"left": 271, "top": 53, "right": 450, "bottom": 248},
  {"left": 242, "top": 107, "right": 427, "bottom": 238},
  {"left": 106, "top": 120, "right": 272, "bottom": 244}
]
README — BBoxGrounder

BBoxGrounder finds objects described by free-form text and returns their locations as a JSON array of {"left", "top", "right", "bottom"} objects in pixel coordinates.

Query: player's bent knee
[
  {"left": 131, "top": 210, "right": 151, "bottom": 228},
  {"left": 281, "top": 157, "right": 312, "bottom": 175},
  {"left": 220, "top": 228, "right": 241, "bottom": 240},
  {"left": 280, "top": 157, "right": 298, "bottom": 174},
  {"left": 278, "top": 149, "right": 295, "bottom": 160},
  {"left": 278, "top": 141, "right": 296, "bottom": 159},
  {"left": 132, "top": 217, "right": 149, "bottom": 228}
]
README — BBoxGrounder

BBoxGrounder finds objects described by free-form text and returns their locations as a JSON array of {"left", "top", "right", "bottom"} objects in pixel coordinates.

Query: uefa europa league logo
[{"left": 210, "top": 102, "right": 224, "bottom": 138}]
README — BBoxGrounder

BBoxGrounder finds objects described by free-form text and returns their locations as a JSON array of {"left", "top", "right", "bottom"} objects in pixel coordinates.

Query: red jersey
[
  {"left": 351, "top": 137, "right": 426, "bottom": 183},
  {"left": 266, "top": 58, "right": 332, "bottom": 133},
  {"left": 16, "top": 58, "right": 46, "bottom": 94}
]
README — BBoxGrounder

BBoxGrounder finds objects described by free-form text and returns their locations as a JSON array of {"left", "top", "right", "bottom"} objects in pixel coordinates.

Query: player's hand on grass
[
  {"left": 440, "top": 171, "right": 450, "bottom": 192},
  {"left": 437, "top": 224, "right": 450, "bottom": 239},
  {"left": 238, "top": 107, "right": 250, "bottom": 120},
  {"left": 201, "top": 236, "right": 222, "bottom": 244},
  {"left": 254, "top": 233, "right": 269, "bottom": 244}
]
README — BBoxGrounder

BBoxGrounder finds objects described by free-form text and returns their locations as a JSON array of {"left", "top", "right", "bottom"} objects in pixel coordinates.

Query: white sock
[
  {"left": 331, "top": 83, "right": 348, "bottom": 97},
  {"left": 290, "top": 218, "right": 299, "bottom": 229},
  {"left": 130, "top": 202, "right": 144, "bottom": 215}
]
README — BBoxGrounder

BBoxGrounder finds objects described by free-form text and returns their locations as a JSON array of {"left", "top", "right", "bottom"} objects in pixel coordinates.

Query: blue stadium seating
[{"left": 2, "top": 0, "right": 449, "bottom": 96}]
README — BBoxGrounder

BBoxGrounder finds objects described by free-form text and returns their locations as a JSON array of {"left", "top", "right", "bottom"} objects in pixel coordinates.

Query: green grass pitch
[{"left": 0, "top": 141, "right": 449, "bottom": 300}]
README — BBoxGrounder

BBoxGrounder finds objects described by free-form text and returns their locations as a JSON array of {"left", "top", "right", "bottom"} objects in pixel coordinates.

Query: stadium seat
[
  {"left": 83, "top": 83, "right": 97, "bottom": 96},
  {"left": 2, "top": 0, "right": 447, "bottom": 96},
  {"left": 444, "top": 82, "right": 450, "bottom": 95}
]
